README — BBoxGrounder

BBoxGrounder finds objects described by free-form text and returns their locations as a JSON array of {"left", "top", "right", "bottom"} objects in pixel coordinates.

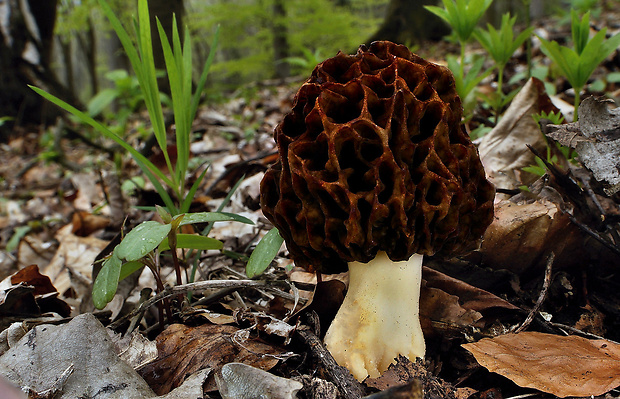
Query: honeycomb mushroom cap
[{"left": 260, "top": 41, "right": 495, "bottom": 273}]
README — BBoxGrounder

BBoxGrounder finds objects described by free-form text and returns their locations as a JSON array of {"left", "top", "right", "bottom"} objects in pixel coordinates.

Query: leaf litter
[{"left": 2, "top": 22, "right": 620, "bottom": 399}]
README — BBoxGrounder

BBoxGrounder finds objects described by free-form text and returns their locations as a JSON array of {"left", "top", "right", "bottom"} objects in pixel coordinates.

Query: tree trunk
[
  {"left": 147, "top": 0, "right": 184, "bottom": 95},
  {"left": 0, "top": 0, "right": 79, "bottom": 139},
  {"left": 366, "top": 0, "right": 450, "bottom": 45},
  {"left": 272, "top": 0, "right": 290, "bottom": 79}
]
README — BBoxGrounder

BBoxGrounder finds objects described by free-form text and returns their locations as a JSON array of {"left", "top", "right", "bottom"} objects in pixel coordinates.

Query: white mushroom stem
[{"left": 323, "top": 251, "right": 425, "bottom": 381}]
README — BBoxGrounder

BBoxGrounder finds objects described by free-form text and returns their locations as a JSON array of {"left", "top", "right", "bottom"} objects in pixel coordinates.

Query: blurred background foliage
[
  {"left": 1, "top": 0, "right": 611, "bottom": 138},
  {"left": 51, "top": 0, "right": 387, "bottom": 103}
]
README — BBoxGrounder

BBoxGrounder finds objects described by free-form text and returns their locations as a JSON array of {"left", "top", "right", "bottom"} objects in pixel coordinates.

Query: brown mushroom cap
[{"left": 260, "top": 41, "right": 495, "bottom": 273}]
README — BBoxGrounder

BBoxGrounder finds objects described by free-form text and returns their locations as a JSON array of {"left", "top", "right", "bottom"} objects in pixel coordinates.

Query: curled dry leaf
[
  {"left": 423, "top": 267, "right": 519, "bottom": 319},
  {"left": 545, "top": 96, "right": 620, "bottom": 195},
  {"left": 216, "top": 362, "right": 303, "bottom": 399},
  {"left": 0, "top": 265, "right": 71, "bottom": 328},
  {"left": 478, "top": 77, "right": 560, "bottom": 191},
  {"left": 462, "top": 331, "right": 620, "bottom": 397},
  {"left": 139, "top": 323, "right": 282, "bottom": 395},
  {"left": 480, "top": 199, "right": 585, "bottom": 275}
]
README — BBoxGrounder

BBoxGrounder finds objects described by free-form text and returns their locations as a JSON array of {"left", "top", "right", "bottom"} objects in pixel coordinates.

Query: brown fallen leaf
[
  {"left": 71, "top": 210, "right": 110, "bottom": 237},
  {"left": 478, "top": 77, "right": 560, "bottom": 192},
  {"left": 139, "top": 323, "right": 282, "bottom": 395},
  {"left": 544, "top": 96, "right": 620, "bottom": 195},
  {"left": 462, "top": 331, "right": 620, "bottom": 397},
  {"left": 423, "top": 267, "right": 519, "bottom": 316},
  {"left": 480, "top": 199, "right": 585, "bottom": 274}
]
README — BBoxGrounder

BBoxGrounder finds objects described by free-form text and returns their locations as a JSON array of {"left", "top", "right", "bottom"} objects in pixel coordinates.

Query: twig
[
  {"left": 514, "top": 252, "right": 555, "bottom": 333},
  {"left": 566, "top": 213, "right": 620, "bottom": 256},
  {"left": 295, "top": 325, "right": 366, "bottom": 399},
  {"left": 109, "top": 279, "right": 293, "bottom": 329},
  {"left": 549, "top": 322, "right": 620, "bottom": 345}
]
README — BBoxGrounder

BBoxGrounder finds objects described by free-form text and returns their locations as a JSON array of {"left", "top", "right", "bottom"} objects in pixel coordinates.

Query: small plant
[
  {"left": 538, "top": 10, "right": 620, "bottom": 120},
  {"left": 533, "top": 110, "right": 565, "bottom": 126},
  {"left": 425, "top": 0, "right": 493, "bottom": 114},
  {"left": 425, "top": 0, "right": 493, "bottom": 78},
  {"left": 474, "top": 13, "right": 534, "bottom": 121},
  {"left": 281, "top": 47, "right": 323, "bottom": 75},
  {"left": 446, "top": 54, "right": 492, "bottom": 116},
  {"left": 92, "top": 207, "right": 252, "bottom": 309},
  {"left": 31, "top": 0, "right": 219, "bottom": 215}
]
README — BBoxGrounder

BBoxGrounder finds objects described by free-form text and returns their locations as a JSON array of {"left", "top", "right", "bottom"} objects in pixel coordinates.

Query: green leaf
[
  {"left": 115, "top": 221, "right": 171, "bottom": 261},
  {"left": 246, "top": 228, "right": 284, "bottom": 278},
  {"left": 87, "top": 89, "right": 118, "bottom": 117},
  {"left": 159, "top": 234, "right": 223, "bottom": 251},
  {"left": 179, "top": 212, "right": 254, "bottom": 226},
  {"left": 6, "top": 225, "right": 31, "bottom": 252},
  {"left": 92, "top": 255, "right": 122, "bottom": 309},
  {"left": 119, "top": 261, "right": 144, "bottom": 281},
  {"left": 179, "top": 166, "right": 209, "bottom": 214}
]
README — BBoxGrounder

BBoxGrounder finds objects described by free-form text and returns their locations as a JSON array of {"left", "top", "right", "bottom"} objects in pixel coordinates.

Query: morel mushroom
[{"left": 260, "top": 41, "right": 495, "bottom": 380}]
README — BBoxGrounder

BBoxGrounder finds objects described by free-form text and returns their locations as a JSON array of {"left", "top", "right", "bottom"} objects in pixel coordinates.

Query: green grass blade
[
  {"left": 180, "top": 166, "right": 209, "bottom": 214},
  {"left": 29, "top": 85, "right": 175, "bottom": 188},
  {"left": 246, "top": 228, "right": 284, "bottom": 278},
  {"left": 191, "top": 26, "right": 220, "bottom": 124}
]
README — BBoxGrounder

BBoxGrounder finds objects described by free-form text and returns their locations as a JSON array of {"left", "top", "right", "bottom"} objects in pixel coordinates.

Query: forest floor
[{"left": 1, "top": 14, "right": 620, "bottom": 399}]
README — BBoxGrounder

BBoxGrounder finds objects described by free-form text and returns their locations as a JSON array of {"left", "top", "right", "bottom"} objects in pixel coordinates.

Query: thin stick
[
  {"left": 515, "top": 252, "right": 555, "bottom": 333},
  {"left": 109, "top": 279, "right": 292, "bottom": 329},
  {"left": 296, "top": 325, "right": 366, "bottom": 399}
]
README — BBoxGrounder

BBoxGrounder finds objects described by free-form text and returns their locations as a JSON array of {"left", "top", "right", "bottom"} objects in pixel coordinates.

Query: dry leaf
[
  {"left": 139, "top": 323, "right": 282, "bottom": 395},
  {"left": 545, "top": 96, "right": 620, "bottom": 195},
  {"left": 478, "top": 78, "right": 559, "bottom": 191},
  {"left": 0, "top": 314, "right": 156, "bottom": 398},
  {"left": 43, "top": 224, "right": 108, "bottom": 295},
  {"left": 423, "top": 267, "right": 519, "bottom": 315},
  {"left": 480, "top": 199, "right": 584, "bottom": 274},
  {"left": 216, "top": 362, "right": 302, "bottom": 399},
  {"left": 463, "top": 331, "right": 620, "bottom": 397}
]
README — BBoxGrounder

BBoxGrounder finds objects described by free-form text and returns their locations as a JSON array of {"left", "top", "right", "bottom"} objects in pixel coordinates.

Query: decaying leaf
[
  {"left": 463, "top": 331, "right": 620, "bottom": 397},
  {"left": 216, "top": 362, "right": 302, "bottom": 399},
  {"left": 423, "top": 267, "right": 519, "bottom": 316},
  {"left": 0, "top": 314, "right": 155, "bottom": 398},
  {"left": 545, "top": 96, "right": 620, "bottom": 195},
  {"left": 43, "top": 224, "right": 109, "bottom": 295},
  {"left": 0, "top": 265, "right": 71, "bottom": 329},
  {"left": 478, "top": 77, "right": 560, "bottom": 191},
  {"left": 480, "top": 199, "right": 585, "bottom": 274},
  {"left": 139, "top": 323, "right": 282, "bottom": 395}
]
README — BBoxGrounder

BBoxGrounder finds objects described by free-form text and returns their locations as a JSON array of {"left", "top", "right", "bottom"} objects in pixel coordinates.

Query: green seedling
[
  {"left": 425, "top": 0, "right": 493, "bottom": 78},
  {"left": 538, "top": 10, "right": 620, "bottom": 120},
  {"left": 92, "top": 208, "right": 253, "bottom": 309},
  {"left": 533, "top": 110, "right": 565, "bottom": 126},
  {"left": 446, "top": 54, "right": 492, "bottom": 116},
  {"left": 474, "top": 13, "right": 534, "bottom": 121},
  {"left": 281, "top": 47, "right": 323, "bottom": 75},
  {"left": 31, "top": 0, "right": 220, "bottom": 215}
]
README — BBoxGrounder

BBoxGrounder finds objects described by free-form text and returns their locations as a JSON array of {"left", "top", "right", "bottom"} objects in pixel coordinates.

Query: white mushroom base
[{"left": 323, "top": 251, "right": 425, "bottom": 381}]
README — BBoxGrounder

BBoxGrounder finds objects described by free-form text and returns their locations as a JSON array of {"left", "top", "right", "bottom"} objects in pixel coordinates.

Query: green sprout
[
  {"left": 474, "top": 13, "right": 534, "bottom": 121},
  {"left": 538, "top": 10, "right": 620, "bottom": 120},
  {"left": 92, "top": 208, "right": 253, "bottom": 310},
  {"left": 425, "top": 0, "right": 493, "bottom": 79}
]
